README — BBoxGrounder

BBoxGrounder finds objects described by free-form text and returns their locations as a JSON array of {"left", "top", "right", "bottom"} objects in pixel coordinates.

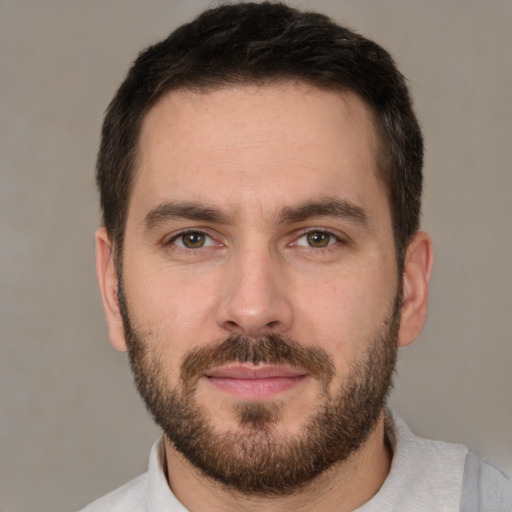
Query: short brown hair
[{"left": 97, "top": 2, "right": 423, "bottom": 270}]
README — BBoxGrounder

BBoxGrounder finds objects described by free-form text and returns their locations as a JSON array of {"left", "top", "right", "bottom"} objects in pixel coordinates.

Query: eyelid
[
  {"left": 166, "top": 229, "right": 218, "bottom": 249},
  {"left": 295, "top": 232, "right": 336, "bottom": 248},
  {"left": 291, "top": 227, "right": 346, "bottom": 246},
  {"left": 162, "top": 226, "right": 347, "bottom": 251}
]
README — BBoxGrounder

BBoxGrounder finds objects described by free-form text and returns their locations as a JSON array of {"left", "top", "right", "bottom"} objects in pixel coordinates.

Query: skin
[{"left": 96, "top": 83, "right": 433, "bottom": 512}]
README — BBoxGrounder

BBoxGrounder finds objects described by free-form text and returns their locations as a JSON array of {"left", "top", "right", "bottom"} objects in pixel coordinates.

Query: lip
[{"left": 203, "top": 364, "right": 307, "bottom": 400}]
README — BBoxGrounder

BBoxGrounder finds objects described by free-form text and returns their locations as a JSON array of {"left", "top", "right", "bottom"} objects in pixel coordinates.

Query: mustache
[{"left": 180, "top": 333, "right": 335, "bottom": 390}]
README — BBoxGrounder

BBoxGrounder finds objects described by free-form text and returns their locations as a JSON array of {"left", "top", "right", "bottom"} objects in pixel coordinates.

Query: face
[{"left": 111, "top": 83, "right": 404, "bottom": 493}]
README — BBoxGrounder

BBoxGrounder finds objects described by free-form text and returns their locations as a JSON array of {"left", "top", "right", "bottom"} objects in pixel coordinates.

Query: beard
[{"left": 119, "top": 284, "right": 400, "bottom": 496}]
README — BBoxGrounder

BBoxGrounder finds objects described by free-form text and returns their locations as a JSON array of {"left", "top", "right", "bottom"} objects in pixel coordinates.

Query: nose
[{"left": 215, "top": 246, "right": 294, "bottom": 338}]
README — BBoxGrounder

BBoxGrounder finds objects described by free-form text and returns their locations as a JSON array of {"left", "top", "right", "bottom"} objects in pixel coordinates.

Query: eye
[
  {"left": 295, "top": 230, "right": 339, "bottom": 248},
  {"left": 170, "top": 231, "right": 216, "bottom": 249}
]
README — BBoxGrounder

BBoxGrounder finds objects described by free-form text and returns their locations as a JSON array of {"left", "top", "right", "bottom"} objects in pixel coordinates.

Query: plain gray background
[{"left": 1, "top": 1, "right": 511, "bottom": 511}]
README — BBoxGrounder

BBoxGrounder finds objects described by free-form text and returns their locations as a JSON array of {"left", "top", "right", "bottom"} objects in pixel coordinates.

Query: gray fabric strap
[
  {"left": 460, "top": 451, "right": 512, "bottom": 512},
  {"left": 459, "top": 452, "right": 480, "bottom": 512}
]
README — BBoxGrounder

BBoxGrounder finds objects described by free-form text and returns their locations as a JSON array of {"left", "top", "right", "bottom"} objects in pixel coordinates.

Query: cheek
[
  {"left": 291, "top": 266, "right": 396, "bottom": 360},
  {"left": 122, "top": 257, "right": 221, "bottom": 356}
]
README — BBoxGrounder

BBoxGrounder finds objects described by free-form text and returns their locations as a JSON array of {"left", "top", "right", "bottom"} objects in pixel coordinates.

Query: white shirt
[{"left": 78, "top": 412, "right": 512, "bottom": 511}]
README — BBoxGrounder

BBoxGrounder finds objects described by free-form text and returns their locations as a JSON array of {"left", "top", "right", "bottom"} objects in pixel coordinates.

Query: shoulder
[
  {"left": 460, "top": 452, "right": 512, "bottom": 512},
  {"left": 77, "top": 472, "right": 148, "bottom": 512},
  {"left": 389, "top": 411, "right": 469, "bottom": 476}
]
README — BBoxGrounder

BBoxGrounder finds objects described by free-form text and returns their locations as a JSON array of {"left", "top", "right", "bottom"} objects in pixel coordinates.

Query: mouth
[{"left": 203, "top": 364, "right": 308, "bottom": 400}]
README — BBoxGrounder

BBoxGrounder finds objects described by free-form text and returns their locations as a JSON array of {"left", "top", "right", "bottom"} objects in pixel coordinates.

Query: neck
[{"left": 164, "top": 412, "right": 392, "bottom": 512}]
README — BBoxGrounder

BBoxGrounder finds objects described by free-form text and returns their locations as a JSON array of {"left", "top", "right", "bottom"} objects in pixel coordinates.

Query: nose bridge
[{"left": 217, "top": 240, "right": 293, "bottom": 336}]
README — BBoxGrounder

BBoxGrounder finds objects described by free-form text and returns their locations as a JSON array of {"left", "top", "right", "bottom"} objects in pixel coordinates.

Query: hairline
[{"left": 112, "top": 78, "right": 402, "bottom": 274}]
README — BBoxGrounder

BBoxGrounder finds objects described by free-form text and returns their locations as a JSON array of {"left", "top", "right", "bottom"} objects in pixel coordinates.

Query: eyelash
[
  {"left": 292, "top": 229, "right": 344, "bottom": 250},
  {"left": 167, "top": 230, "right": 218, "bottom": 250},
  {"left": 166, "top": 228, "right": 344, "bottom": 252}
]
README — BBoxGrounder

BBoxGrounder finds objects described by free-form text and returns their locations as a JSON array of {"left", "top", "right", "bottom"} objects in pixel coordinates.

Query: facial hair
[{"left": 119, "top": 284, "right": 400, "bottom": 496}]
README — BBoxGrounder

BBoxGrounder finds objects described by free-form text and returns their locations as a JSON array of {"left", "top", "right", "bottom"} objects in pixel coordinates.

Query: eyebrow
[
  {"left": 144, "top": 201, "right": 231, "bottom": 231},
  {"left": 278, "top": 198, "right": 369, "bottom": 227},
  {"left": 143, "top": 197, "right": 369, "bottom": 231}
]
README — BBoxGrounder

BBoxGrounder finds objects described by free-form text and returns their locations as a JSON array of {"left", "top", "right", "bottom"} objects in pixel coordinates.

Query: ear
[
  {"left": 398, "top": 231, "right": 434, "bottom": 348},
  {"left": 95, "top": 227, "right": 128, "bottom": 352}
]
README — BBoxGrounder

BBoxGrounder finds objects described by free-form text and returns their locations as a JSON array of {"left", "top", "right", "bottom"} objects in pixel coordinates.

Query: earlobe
[
  {"left": 95, "top": 227, "right": 128, "bottom": 352},
  {"left": 398, "top": 231, "right": 434, "bottom": 348}
]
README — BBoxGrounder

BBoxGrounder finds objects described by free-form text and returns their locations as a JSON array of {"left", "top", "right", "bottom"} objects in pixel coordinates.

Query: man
[{"left": 83, "top": 2, "right": 512, "bottom": 511}]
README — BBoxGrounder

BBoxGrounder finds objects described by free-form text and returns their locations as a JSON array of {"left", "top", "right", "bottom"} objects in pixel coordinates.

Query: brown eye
[
  {"left": 174, "top": 231, "right": 212, "bottom": 249},
  {"left": 182, "top": 232, "right": 205, "bottom": 248},
  {"left": 306, "top": 231, "right": 332, "bottom": 248}
]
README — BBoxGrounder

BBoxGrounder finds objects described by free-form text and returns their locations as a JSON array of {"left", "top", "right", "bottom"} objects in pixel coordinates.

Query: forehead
[{"left": 132, "top": 83, "right": 386, "bottom": 224}]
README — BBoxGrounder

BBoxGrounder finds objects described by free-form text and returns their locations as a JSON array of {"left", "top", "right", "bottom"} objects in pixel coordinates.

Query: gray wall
[{"left": 1, "top": 1, "right": 510, "bottom": 510}]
